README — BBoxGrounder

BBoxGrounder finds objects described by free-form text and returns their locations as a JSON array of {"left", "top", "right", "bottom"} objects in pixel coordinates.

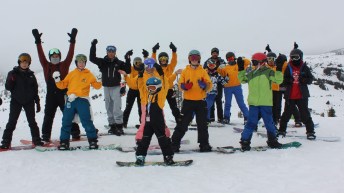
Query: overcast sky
[{"left": 0, "top": 0, "right": 343, "bottom": 73}]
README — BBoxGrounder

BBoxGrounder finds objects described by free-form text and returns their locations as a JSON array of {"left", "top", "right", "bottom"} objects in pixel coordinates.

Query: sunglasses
[
  {"left": 189, "top": 55, "right": 200, "bottom": 61},
  {"left": 267, "top": 57, "right": 276, "bottom": 62},
  {"left": 106, "top": 46, "right": 116, "bottom": 52},
  {"left": 159, "top": 56, "right": 168, "bottom": 62},
  {"left": 290, "top": 55, "right": 300, "bottom": 61},
  {"left": 49, "top": 48, "right": 60, "bottom": 55}
]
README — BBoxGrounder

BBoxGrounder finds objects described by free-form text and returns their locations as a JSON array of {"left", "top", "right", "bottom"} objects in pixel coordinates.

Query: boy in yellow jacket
[
  {"left": 171, "top": 50, "right": 213, "bottom": 152},
  {"left": 53, "top": 54, "right": 102, "bottom": 150},
  {"left": 134, "top": 58, "right": 175, "bottom": 166}
]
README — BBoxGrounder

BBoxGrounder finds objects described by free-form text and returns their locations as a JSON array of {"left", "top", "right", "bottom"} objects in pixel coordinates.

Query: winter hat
[{"left": 211, "top": 47, "right": 219, "bottom": 54}]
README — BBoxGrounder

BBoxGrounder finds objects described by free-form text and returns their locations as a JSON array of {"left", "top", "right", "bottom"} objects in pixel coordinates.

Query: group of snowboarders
[{"left": 0, "top": 28, "right": 316, "bottom": 166}]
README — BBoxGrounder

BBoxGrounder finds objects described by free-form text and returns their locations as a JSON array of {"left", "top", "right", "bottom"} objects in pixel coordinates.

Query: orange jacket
[
  {"left": 179, "top": 65, "right": 212, "bottom": 100},
  {"left": 267, "top": 61, "right": 288, "bottom": 91},
  {"left": 218, "top": 58, "right": 250, "bottom": 87},
  {"left": 152, "top": 52, "right": 177, "bottom": 89},
  {"left": 56, "top": 68, "right": 102, "bottom": 97}
]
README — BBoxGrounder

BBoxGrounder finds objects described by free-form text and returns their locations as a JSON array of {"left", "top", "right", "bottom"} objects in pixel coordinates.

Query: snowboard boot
[
  {"left": 277, "top": 131, "right": 286, "bottom": 137},
  {"left": 32, "top": 138, "right": 44, "bottom": 147},
  {"left": 116, "top": 124, "right": 124, "bottom": 135},
  {"left": 240, "top": 140, "right": 251, "bottom": 151},
  {"left": 267, "top": 138, "right": 282, "bottom": 149},
  {"left": 135, "top": 155, "right": 145, "bottom": 166},
  {"left": 199, "top": 143, "right": 212, "bottom": 152},
  {"left": 222, "top": 118, "right": 230, "bottom": 125},
  {"left": 294, "top": 122, "right": 302, "bottom": 127},
  {"left": 164, "top": 155, "right": 175, "bottom": 165},
  {"left": 306, "top": 132, "right": 316, "bottom": 140},
  {"left": 0, "top": 139, "right": 11, "bottom": 150},
  {"left": 108, "top": 124, "right": 122, "bottom": 136},
  {"left": 88, "top": 138, "right": 99, "bottom": 149},
  {"left": 171, "top": 142, "right": 180, "bottom": 153},
  {"left": 123, "top": 123, "right": 127, "bottom": 129},
  {"left": 42, "top": 138, "right": 51, "bottom": 144},
  {"left": 71, "top": 123, "right": 81, "bottom": 140},
  {"left": 58, "top": 140, "right": 70, "bottom": 150}
]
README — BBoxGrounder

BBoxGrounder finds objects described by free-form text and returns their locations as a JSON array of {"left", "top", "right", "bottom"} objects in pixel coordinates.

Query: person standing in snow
[
  {"left": 32, "top": 28, "right": 81, "bottom": 143},
  {"left": 151, "top": 42, "right": 181, "bottom": 124},
  {"left": 171, "top": 50, "right": 213, "bottom": 152},
  {"left": 203, "top": 48, "right": 226, "bottom": 123},
  {"left": 89, "top": 39, "right": 131, "bottom": 136},
  {"left": 0, "top": 53, "right": 44, "bottom": 149},
  {"left": 134, "top": 58, "right": 175, "bottom": 166},
  {"left": 217, "top": 52, "right": 250, "bottom": 125},
  {"left": 278, "top": 43, "right": 316, "bottom": 140},
  {"left": 238, "top": 53, "right": 284, "bottom": 151},
  {"left": 54, "top": 54, "right": 102, "bottom": 150}
]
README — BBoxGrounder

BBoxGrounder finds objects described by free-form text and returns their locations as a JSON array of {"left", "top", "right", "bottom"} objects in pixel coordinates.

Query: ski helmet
[
  {"left": 146, "top": 76, "right": 162, "bottom": 94},
  {"left": 226, "top": 52, "right": 235, "bottom": 59},
  {"left": 211, "top": 47, "right": 219, "bottom": 54},
  {"left": 18, "top": 53, "right": 31, "bottom": 65},
  {"left": 251, "top": 52, "right": 267, "bottom": 66},
  {"left": 48, "top": 48, "right": 61, "bottom": 60},
  {"left": 133, "top": 57, "right": 144, "bottom": 71},
  {"left": 75, "top": 54, "right": 87, "bottom": 65},
  {"left": 158, "top": 52, "right": 169, "bottom": 65},
  {"left": 266, "top": 52, "right": 277, "bottom": 58},
  {"left": 106, "top": 45, "right": 117, "bottom": 52},
  {"left": 290, "top": 49, "right": 303, "bottom": 61},
  {"left": 188, "top": 50, "right": 201, "bottom": 64},
  {"left": 144, "top": 58, "right": 156, "bottom": 69}
]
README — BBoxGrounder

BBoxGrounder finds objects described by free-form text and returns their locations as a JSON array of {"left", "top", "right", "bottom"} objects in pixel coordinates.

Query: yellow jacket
[
  {"left": 179, "top": 65, "right": 212, "bottom": 100},
  {"left": 218, "top": 58, "right": 250, "bottom": 87},
  {"left": 138, "top": 73, "right": 169, "bottom": 109},
  {"left": 56, "top": 68, "right": 102, "bottom": 97},
  {"left": 152, "top": 52, "right": 177, "bottom": 89},
  {"left": 124, "top": 74, "right": 138, "bottom": 90},
  {"left": 267, "top": 61, "right": 288, "bottom": 91}
]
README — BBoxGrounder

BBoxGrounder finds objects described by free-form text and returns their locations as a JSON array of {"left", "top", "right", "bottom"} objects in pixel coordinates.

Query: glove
[
  {"left": 265, "top": 44, "right": 272, "bottom": 52},
  {"left": 198, "top": 78, "right": 207, "bottom": 90},
  {"left": 152, "top": 43, "right": 160, "bottom": 53},
  {"left": 219, "top": 64, "right": 226, "bottom": 69},
  {"left": 170, "top": 42, "right": 177, "bottom": 52},
  {"left": 96, "top": 74, "right": 102, "bottom": 82},
  {"left": 154, "top": 63, "right": 164, "bottom": 76},
  {"left": 220, "top": 76, "right": 229, "bottom": 85},
  {"left": 32, "top": 29, "right": 42, "bottom": 44},
  {"left": 0, "top": 98, "right": 2, "bottom": 106},
  {"left": 142, "top": 49, "right": 149, "bottom": 58},
  {"left": 237, "top": 57, "right": 244, "bottom": 71},
  {"left": 125, "top": 49, "right": 133, "bottom": 60},
  {"left": 68, "top": 94, "right": 77, "bottom": 102},
  {"left": 275, "top": 54, "right": 284, "bottom": 71},
  {"left": 91, "top": 39, "right": 98, "bottom": 46},
  {"left": 120, "top": 87, "right": 126, "bottom": 96},
  {"left": 181, "top": 80, "right": 193, "bottom": 91},
  {"left": 52, "top": 71, "right": 61, "bottom": 82},
  {"left": 35, "top": 101, "right": 41, "bottom": 113},
  {"left": 68, "top": 28, "right": 78, "bottom": 43}
]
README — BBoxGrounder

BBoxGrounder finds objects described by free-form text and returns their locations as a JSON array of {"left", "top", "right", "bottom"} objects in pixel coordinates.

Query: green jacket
[{"left": 238, "top": 66, "right": 283, "bottom": 106}]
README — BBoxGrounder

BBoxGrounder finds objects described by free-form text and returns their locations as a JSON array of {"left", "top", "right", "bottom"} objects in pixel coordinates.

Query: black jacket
[
  {"left": 90, "top": 45, "right": 131, "bottom": 87},
  {"left": 283, "top": 62, "right": 313, "bottom": 100},
  {"left": 5, "top": 67, "right": 39, "bottom": 104}
]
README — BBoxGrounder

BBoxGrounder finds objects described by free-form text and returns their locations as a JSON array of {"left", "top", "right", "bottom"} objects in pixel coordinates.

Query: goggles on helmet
[
  {"left": 290, "top": 55, "right": 301, "bottom": 61},
  {"left": 19, "top": 55, "right": 31, "bottom": 63},
  {"left": 106, "top": 46, "right": 116, "bottom": 52},
  {"left": 49, "top": 48, "right": 60, "bottom": 56},
  {"left": 252, "top": 60, "right": 264, "bottom": 66},
  {"left": 134, "top": 61, "right": 143, "bottom": 67},
  {"left": 147, "top": 85, "right": 159, "bottom": 92},
  {"left": 75, "top": 54, "right": 87, "bottom": 62},
  {"left": 267, "top": 57, "right": 276, "bottom": 62},
  {"left": 227, "top": 56, "right": 235, "bottom": 62},
  {"left": 189, "top": 55, "right": 200, "bottom": 61},
  {"left": 159, "top": 56, "right": 168, "bottom": 63}
]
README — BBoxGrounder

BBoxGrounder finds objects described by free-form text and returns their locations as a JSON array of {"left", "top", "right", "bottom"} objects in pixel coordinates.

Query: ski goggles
[
  {"left": 189, "top": 55, "right": 200, "bottom": 61},
  {"left": 49, "top": 48, "right": 60, "bottom": 55},
  {"left": 267, "top": 57, "right": 276, "bottom": 62},
  {"left": 227, "top": 56, "right": 235, "bottom": 62},
  {"left": 207, "top": 63, "right": 216, "bottom": 69},
  {"left": 19, "top": 55, "right": 31, "bottom": 63},
  {"left": 146, "top": 84, "right": 161, "bottom": 92},
  {"left": 75, "top": 54, "right": 87, "bottom": 62},
  {"left": 251, "top": 60, "right": 265, "bottom": 66},
  {"left": 106, "top": 45, "right": 116, "bottom": 52},
  {"left": 159, "top": 56, "right": 169, "bottom": 63},
  {"left": 290, "top": 55, "right": 301, "bottom": 61},
  {"left": 134, "top": 61, "right": 143, "bottom": 67}
]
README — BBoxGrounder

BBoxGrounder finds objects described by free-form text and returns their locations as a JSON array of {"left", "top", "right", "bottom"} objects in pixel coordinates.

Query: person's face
[
  {"left": 19, "top": 61, "right": 29, "bottom": 69},
  {"left": 51, "top": 54, "right": 60, "bottom": 59},
  {"left": 189, "top": 55, "right": 200, "bottom": 66},
  {"left": 211, "top": 52, "right": 218, "bottom": 59},
  {"left": 77, "top": 61, "right": 86, "bottom": 70},
  {"left": 107, "top": 51, "right": 116, "bottom": 59}
]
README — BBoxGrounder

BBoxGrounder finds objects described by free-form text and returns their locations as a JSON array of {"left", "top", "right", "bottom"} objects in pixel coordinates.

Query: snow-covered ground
[{"left": 0, "top": 53, "right": 344, "bottom": 193}]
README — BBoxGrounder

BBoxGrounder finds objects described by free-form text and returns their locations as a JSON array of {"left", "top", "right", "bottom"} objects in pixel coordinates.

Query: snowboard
[
  {"left": 256, "top": 132, "right": 340, "bottom": 142},
  {"left": 217, "top": 141, "right": 302, "bottom": 153},
  {"left": 20, "top": 138, "right": 87, "bottom": 146},
  {"left": 35, "top": 144, "right": 119, "bottom": 152},
  {"left": 116, "top": 139, "right": 191, "bottom": 153},
  {"left": 116, "top": 159, "right": 193, "bottom": 167},
  {"left": 0, "top": 143, "right": 56, "bottom": 152},
  {"left": 232, "top": 127, "right": 297, "bottom": 134}
]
